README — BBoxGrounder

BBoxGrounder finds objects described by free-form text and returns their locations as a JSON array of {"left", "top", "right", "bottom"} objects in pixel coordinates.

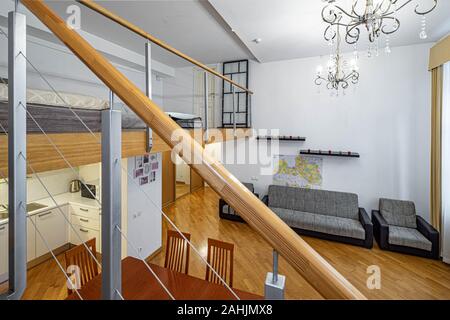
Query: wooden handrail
[
  {"left": 21, "top": 0, "right": 366, "bottom": 300},
  {"left": 76, "top": 0, "right": 253, "bottom": 94}
]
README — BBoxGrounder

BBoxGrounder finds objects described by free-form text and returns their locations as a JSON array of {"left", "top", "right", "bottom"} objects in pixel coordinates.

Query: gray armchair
[{"left": 372, "top": 198, "right": 439, "bottom": 259}]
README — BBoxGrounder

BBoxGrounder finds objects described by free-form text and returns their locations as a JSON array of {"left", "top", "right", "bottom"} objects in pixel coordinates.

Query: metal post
[
  {"left": 232, "top": 85, "right": 236, "bottom": 136},
  {"left": 145, "top": 41, "right": 153, "bottom": 152},
  {"left": 264, "top": 249, "right": 285, "bottom": 300},
  {"left": 101, "top": 91, "right": 122, "bottom": 300},
  {"left": 203, "top": 71, "right": 209, "bottom": 142},
  {"left": 6, "top": 10, "right": 27, "bottom": 300},
  {"left": 272, "top": 250, "right": 279, "bottom": 283},
  {"left": 248, "top": 94, "right": 252, "bottom": 128}
]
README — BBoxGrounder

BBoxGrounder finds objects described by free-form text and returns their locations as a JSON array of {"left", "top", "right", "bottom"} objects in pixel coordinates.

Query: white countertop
[{"left": 0, "top": 192, "right": 101, "bottom": 225}]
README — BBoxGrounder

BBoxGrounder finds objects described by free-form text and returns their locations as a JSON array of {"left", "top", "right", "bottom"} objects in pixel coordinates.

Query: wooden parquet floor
[{"left": 4, "top": 187, "right": 450, "bottom": 300}]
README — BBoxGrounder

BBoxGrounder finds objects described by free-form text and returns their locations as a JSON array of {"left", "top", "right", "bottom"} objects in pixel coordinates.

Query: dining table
[{"left": 66, "top": 257, "right": 263, "bottom": 300}]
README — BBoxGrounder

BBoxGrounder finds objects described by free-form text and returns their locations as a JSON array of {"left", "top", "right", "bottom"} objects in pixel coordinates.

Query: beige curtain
[
  {"left": 429, "top": 35, "right": 449, "bottom": 233},
  {"left": 431, "top": 66, "right": 443, "bottom": 232}
]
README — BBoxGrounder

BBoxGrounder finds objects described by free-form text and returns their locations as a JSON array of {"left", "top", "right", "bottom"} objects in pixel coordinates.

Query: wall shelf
[
  {"left": 300, "top": 149, "right": 360, "bottom": 158},
  {"left": 257, "top": 135, "right": 306, "bottom": 141}
]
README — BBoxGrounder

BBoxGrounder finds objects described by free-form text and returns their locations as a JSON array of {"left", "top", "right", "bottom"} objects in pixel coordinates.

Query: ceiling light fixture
[
  {"left": 315, "top": 24, "right": 360, "bottom": 93},
  {"left": 321, "top": 0, "right": 438, "bottom": 53}
]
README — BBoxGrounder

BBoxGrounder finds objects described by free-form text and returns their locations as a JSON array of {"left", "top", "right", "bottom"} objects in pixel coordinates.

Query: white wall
[
  {"left": 0, "top": 168, "right": 79, "bottom": 205},
  {"left": 220, "top": 43, "right": 432, "bottom": 219},
  {"left": 126, "top": 154, "right": 162, "bottom": 259}
]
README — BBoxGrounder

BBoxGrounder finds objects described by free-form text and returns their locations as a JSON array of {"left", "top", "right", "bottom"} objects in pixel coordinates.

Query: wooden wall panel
[
  {"left": 0, "top": 130, "right": 170, "bottom": 175},
  {"left": 161, "top": 150, "right": 176, "bottom": 207}
]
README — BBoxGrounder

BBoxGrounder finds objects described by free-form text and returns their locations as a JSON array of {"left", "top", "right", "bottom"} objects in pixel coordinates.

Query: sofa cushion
[
  {"left": 388, "top": 226, "right": 432, "bottom": 251},
  {"left": 380, "top": 198, "right": 417, "bottom": 228},
  {"left": 268, "top": 185, "right": 359, "bottom": 220},
  {"left": 270, "top": 207, "right": 366, "bottom": 240}
]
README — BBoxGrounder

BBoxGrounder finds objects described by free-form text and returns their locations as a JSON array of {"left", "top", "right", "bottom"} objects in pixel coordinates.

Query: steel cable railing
[
  {"left": 2, "top": 27, "right": 242, "bottom": 300},
  {"left": 3, "top": 30, "right": 239, "bottom": 299},
  {"left": 0, "top": 29, "right": 103, "bottom": 272},
  {"left": 0, "top": 159, "right": 84, "bottom": 300}
]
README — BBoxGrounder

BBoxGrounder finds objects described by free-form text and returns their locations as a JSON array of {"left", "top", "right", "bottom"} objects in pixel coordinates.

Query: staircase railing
[{"left": 21, "top": 0, "right": 366, "bottom": 300}]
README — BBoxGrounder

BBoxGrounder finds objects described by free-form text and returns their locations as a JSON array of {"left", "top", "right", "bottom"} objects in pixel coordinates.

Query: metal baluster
[
  {"left": 204, "top": 71, "right": 209, "bottom": 142},
  {"left": 232, "top": 85, "right": 236, "bottom": 136},
  {"left": 264, "top": 250, "right": 286, "bottom": 300},
  {"left": 145, "top": 41, "right": 153, "bottom": 152},
  {"left": 6, "top": 9, "right": 27, "bottom": 300},
  {"left": 101, "top": 91, "right": 122, "bottom": 300}
]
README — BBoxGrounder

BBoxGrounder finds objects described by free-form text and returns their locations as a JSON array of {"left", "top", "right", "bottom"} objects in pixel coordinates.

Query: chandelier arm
[
  {"left": 322, "top": 6, "right": 338, "bottom": 24},
  {"left": 414, "top": 0, "right": 438, "bottom": 15},
  {"left": 341, "top": 80, "right": 349, "bottom": 90},
  {"left": 324, "top": 24, "right": 337, "bottom": 42},
  {"left": 350, "top": 0, "right": 364, "bottom": 19},
  {"left": 344, "top": 24, "right": 361, "bottom": 45},
  {"left": 378, "top": 1, "right": 394, "bottom": 16},
  {"left": 392, "top": 0, "right": 414, "bottom": 12},
  {"left": 385, "top": 0, "right": 436, "bottom": 16},
  {"left": 321, "top": 3, "right": 360, "bottom": 25},
  {"left": 381, "top": 16, "right": 401, "bottom": 35},
  {"left": 315, "top": 76, "right": 326, "bottom": 86}
]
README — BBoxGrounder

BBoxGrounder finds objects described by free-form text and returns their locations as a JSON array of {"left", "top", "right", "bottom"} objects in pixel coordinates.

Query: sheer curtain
[{"left": 442, "top": 62, "right": 450, "bottom": 263}]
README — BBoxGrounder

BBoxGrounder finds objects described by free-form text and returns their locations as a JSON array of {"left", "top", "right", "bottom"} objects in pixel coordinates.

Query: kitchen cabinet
[
  {"left": 0, "top": 222, "right": 7, "bottom": 282},
  {"left": 69, "top": 204, "right": 101, "bottom": 253},
  {"left": 35, "top": 205, "right": 69, "bottom": 258},
  {"left": 70, "top": 204, "right": 100, "bottom": 221},
  {"left": 69, "top": 225, "right": 100, "bottom": 253},
  {"left": 0, "top": 216, "right": 37, "bottom": 282}
]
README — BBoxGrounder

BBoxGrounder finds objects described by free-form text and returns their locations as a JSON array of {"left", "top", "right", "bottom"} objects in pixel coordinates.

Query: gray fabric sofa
[
  {"left": 372, "top": 198, "right": 439, "bottom": 259},
  {"left": 262, "top": 185, "right": 373, "bottom": 248}
]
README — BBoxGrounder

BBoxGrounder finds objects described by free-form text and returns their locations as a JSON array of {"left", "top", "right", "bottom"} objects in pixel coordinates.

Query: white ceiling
[
  {"left": 46, "top": 0, "right": 254, "bottom": 67},
  {"left": 209, "top": 0, "right": 450, "bottom": 62},
  {"left": 45, "top": 0, "right": 450, "bottom": 65}
]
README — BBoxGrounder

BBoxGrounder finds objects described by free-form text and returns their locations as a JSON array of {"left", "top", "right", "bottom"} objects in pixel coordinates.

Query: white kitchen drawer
[
  {"left": 35, "top": 208, "right": 68, "bottom": 258},
  {"left": 69, "top": 224, "right": 101, "bottom": 253},
  {"left": 70, "top": 214, "right": 100, "bottom": 230},
  {"left": 70, "top": 204, "right": 100, "bottom": 221}
]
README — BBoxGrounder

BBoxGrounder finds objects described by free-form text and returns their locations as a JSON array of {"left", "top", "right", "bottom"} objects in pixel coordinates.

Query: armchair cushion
[
  {"left": 379, "top": 198, "right": 417, "bottom": 228},
  {"left": 388, "top": 226, "right": 432, "bottom": 251}
]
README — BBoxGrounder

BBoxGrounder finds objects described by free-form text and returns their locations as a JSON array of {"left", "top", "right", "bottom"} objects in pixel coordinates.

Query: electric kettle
[{"left": 69, "top": 180, "right": 81, "bottom": 193}]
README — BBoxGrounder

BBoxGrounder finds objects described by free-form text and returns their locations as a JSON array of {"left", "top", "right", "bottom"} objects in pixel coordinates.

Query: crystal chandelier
[
  {"left": 321, "top": 0, "right": 438, "bottom": 48},
  {"left": 315, "top": 25, "right": 360, "bottom": 92}
]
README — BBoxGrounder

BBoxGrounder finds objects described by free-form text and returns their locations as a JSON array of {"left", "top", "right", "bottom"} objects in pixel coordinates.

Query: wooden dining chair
[
  {"left": 205, "top": 238, "right": 234, "bottom": 287},
  {"left": 64, "top": 238, "right": 99, "bottom": 295},
  {"left": 164, "top": 229, "right": 191, "bottom": 274}
]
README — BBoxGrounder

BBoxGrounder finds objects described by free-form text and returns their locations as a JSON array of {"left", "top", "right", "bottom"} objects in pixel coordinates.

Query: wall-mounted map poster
[{"left": 273, "top": 155, "right": 323, "bottom": 189}]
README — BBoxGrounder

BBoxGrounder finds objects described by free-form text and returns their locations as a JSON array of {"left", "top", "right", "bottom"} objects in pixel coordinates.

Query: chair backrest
[
  {"left": 64, "top": 238, "right": 98, "bottom": 295},
  {"left": 205, "top": 238, "right": 234, "bottom": 287},
  {"left": 379, "top": 198, "right": 417, "bottom": 228},
  {"left": 164, "top": 229, "right": 191, "bottom": 274}
]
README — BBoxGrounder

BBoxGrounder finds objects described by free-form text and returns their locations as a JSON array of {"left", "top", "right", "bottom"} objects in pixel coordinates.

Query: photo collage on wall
[{"left": 134, "top": 154, "right": 158, "bottom": 186}]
